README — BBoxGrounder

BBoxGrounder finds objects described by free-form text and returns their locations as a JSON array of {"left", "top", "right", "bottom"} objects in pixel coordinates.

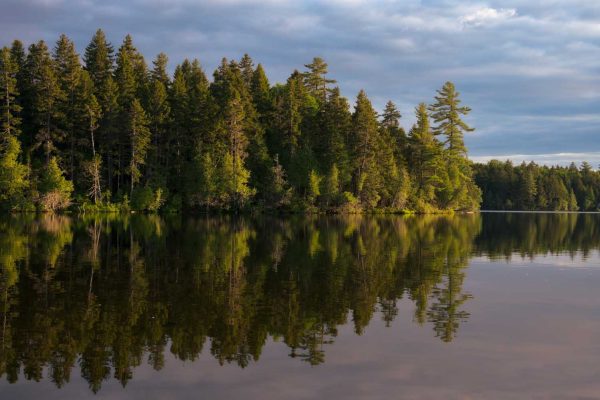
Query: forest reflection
[{"left": 0, "top": 212, "right": 598, "bottom": 391}]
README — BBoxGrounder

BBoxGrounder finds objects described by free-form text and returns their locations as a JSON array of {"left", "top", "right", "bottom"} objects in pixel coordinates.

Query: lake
[{"left": 0, "top": 212, "right": 599, "bottom": 399}]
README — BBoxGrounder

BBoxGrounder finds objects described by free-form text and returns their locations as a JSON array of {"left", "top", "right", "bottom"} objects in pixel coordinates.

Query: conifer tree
[
  {"left": 239, "top": 54, "right": 254, "bottom": 89},
  {"left": 323, "top": 164, "right": 340, "bottom": 206},
  {"left": 83, "top": 29, "right": 114, "bottom": 94},
  {"left": 307, "top": 169, "right": 321, "bottom": 206},
  {"left": 222, "top": 91, "right": 252, "bottom": 209},
  {"left": 54, "top": 34, "right": 82, "bottom": 179},
  {"left": 320, "top": 87, "right": 351, "bottom": 187},
  {"left": 128, "top": 99, "right": 150, "bottom": 195},
  {"left": 77, "top": 71, "right": 102, "bottom": 203},
  {"left": 0, "top": 136, "right": 28, "bottom": 209},
  {"left": 303, "top": 57, "right": 336, "bottom": 103},
  {"left": 0, "top": 47, "right": 21, "bottom": 138},
  {"left": 251, "top": 64, "right": 271, "bottom": 118},
  {"left": 350, "top": 90, "right": 380, "bottom": 207},
  {"left": 429, "top": 81, "right": 473, "bottom": 156},
  {"left": 38, "top": 156, "right": 73, "bottom": 211},
  {"left": 408, "top": 103, "right": 444, "bottom": 207},
  {"left": 146, "top": 56, "right": 170, "bottom": 185},
  {"left": 23, "top": 41, "right": 65, "bottom": 163}
]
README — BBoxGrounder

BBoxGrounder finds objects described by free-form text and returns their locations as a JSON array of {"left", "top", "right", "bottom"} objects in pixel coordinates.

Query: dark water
[{"left": 0, "top": 213, "right": 599, "bottom": 399}]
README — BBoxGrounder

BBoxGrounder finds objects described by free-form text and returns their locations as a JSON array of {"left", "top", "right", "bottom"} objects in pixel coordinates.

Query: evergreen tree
[
  {"left": 323, "top": 164, "right": 340, "bottom": 206},
  {"left": 0, "top": 136, "right": 28, "bottom": 209},
  {"left": 221, "top": 91, "right": 252, "bottom": 209},
  {"left": 251, "top": 63, "right": 271, "bottom": 118},
  {"left": 23, "top": 41, "right": 65, "bottom": 163},
  {"left": 38, "top": 156, "right": 73, "bottom": 211},
  {"left": 83, "top": 29, "right": 114, "bottom": 94},
  {"left": 350, "top": 90, "right": 380, "bottom": 207},
  {"left": 146, "top": 57, "right": 170, "bottom": 186},
  {"left": 303, "top": 57, "right": 336, "bottom": 103},
  {"left": 239, "top": 53, "right": 254, "bottom": 89},
  {"left": 76, "top": 71, "right": 102, "bottom": 203},
  {"left": 54, "top": 34, "right": 82, "bottom": 179},
  {"left": 0, "top": 47, "right": 21, "bottom": 138},
  {"left": 307, "top": 169, "right": 321, "bottom": 206},
  {"left": 408, "top": 103, "right": 444, "bottom": 207},
  {"left": 319, "top": 87, "right": 351, "bottom": 186},
  {"left": 128, "top": 99, "right": 150, "bottom": 195},
  {"left": 429, "top": 81, "right": 473, "bottom": 156}
]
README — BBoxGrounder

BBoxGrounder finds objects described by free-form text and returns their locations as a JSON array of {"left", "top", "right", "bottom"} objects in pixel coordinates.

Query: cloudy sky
[{"left": 1, "top": 0, "right": 599, "bottom": 165}]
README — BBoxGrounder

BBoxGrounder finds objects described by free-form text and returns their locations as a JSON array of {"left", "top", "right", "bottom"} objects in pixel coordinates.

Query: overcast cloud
[{"left": 1, "top": 0, "right": 598, "bottom": 165}]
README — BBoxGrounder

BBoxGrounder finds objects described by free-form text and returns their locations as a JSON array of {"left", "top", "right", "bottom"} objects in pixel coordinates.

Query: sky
[{"left": 1, "top": 0, "right": 599, "bottom": 165}]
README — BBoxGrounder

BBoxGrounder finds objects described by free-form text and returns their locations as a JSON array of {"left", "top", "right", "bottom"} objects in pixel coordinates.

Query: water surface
[{"left": 0, "top": 213, "right": 599, "bottom": 399}]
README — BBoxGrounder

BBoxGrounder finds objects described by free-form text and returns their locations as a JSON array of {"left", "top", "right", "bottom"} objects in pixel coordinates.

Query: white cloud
[
  {"left": 460, "top": 7, "right": 517, "bottom": 27},
  {"left": 471, "top": 152, "right": 600, "bottom": 167}
]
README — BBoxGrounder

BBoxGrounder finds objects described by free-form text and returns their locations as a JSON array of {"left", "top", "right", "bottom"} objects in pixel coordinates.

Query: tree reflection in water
[{"left": 2, "top": 212, "right": 595, "bottom": 391}]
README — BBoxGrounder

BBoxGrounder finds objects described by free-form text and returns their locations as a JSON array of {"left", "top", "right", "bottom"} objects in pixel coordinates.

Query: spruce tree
[
  {"left": 408, "top": 103, "right": 444, "bottom": 207},
  {"left": 83, "top": 29, "right": 114, "bottom": 93},
  {"left": 0, "top": 47, "right": 21, "bottom": 139},
  {"left": 23, "top": 41, "right": 65, "bottom": 163},
  {"left": 0, "top": 136, "right": 28, "bottom": 209},
  {"left": 128, "top": 99, "right": 150, "bottom": 195},
  {"left": 350, "top": 90, "right": 380, "bottom": 207},
  {"left": 54, "top": 34, "right": 82, "bottom": 179}
]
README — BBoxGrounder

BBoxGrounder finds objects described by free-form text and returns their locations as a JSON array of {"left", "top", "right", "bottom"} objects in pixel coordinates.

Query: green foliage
[
  {"left": 0, "top": 136, "right": 28, "bottom": 210},
  {"left": 38, "top": 157, "right": 74, "bottom": 211},
  {"left": 474, "top": 161, "right": 600, "bottom": 211},
  {"left": 131, "top": 186, "right": 164, "bottom": 212},
  {"left": 16, "top": 29, "right": 595, "bottom": 214}
]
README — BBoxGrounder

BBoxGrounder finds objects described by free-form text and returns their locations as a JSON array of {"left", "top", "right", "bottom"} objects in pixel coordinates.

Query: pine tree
[
  {"left": 77, "top": 71, "right": 102, "bottom": 203},
  {"left": 146, "top": 59, "right": 170, "bottom": 185},
  {"left": 54, "top": 34, "right": 82, "bottom": 179},
  {"left": 23, "top": 41, "right": 65, "bottom": 163},
  {"left": 350, "top": 90, "right": 380, "bottom": 207},
  {"left": 408, "top": 103, "right": 444, "bottom": 207},
  {"left": 0, "top": 47, "right": 21, "bottom": 139},
  {"left": 303, "top": 57, "right": 336, "bottom": 103},
  {"left": 83, "top": 29, "right": 114, "bottom": 94},
  {"left": 320, "top": 87, "right": 351, "bottom": 187},
  {"left": 381, "top": 100, "right": 407, "bottom": 165},
  {"left": 323, "top": 164, "right": 340, "bottom": 206},
  {"left": 151, "top": 53, "right": 169, "bottom": 87},
  {"left": 251, "top": 64, "right": 271, "bottom": 118},
  {"left": 429, "top": 82, "right": 480, "bottom": 210},
  {"left": 0, "top": 136, "right": 28, "bottom": 209},
  {"left": 429, "top": 81, "right": 473, "bottom": 156},
  {"left": 222, "top": 91, "right": 251, "bottom": 209},
  {"left": 128, "top": 99, "right": 150, "bottom": 195},
  {"left": 239, "top": 54, "right": 254, "bottom": 89}
]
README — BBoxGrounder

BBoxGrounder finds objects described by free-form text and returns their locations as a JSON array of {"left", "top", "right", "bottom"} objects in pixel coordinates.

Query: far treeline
[
  {"left": 474, "top": 161, "right": 600, "bottom": 211},
  {"left": 1, "top": 30, "right": 597, "bottom": 214},
  {"left": 0, "top": 29, "right": 481, "bottom": 213}
]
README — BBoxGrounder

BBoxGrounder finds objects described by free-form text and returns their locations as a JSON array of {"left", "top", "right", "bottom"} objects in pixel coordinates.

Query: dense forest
[
  {"left": 474, "top": 161, "right": 600, "bottom": 211},
  {"left": 0, "top": 29, "right": 482, "bottom": 213}
]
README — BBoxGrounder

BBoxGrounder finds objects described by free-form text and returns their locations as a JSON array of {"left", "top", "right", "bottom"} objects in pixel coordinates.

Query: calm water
[{"left": 0, "top": 213, "right": 599, "bottom": 399}]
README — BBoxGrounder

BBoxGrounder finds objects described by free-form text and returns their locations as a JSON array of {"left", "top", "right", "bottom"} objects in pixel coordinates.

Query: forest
[
  {"left": 0, "top": 30, "right": 482, "bottom": 213},
  {"left": 2, "top": 30, "right": 599, "bottom": 214},
  {"left": 474, "top": 161, "right": 600, "bottom": 211}
]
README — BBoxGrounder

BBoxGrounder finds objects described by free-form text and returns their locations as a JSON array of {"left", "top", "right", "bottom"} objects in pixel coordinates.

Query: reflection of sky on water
[{"left": 472, "top": 251, "right": 600, "bottom": 268}]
